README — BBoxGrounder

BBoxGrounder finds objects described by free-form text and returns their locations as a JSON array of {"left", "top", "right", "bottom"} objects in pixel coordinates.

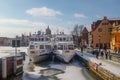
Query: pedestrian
[
  {"left": 101, "top": 51, "right": 104, "bottom": 58},
  {"left": 105, "top": 52, "right": 108, "bottom": 59},
  {"left": 96, "top": 50, "right": 99, "bottom": 59},
  {"left": 118, "top": 48, "right": 120, "bottom": 54},
  {"left": 92, "top": 50, "right": 95, "bottom": 55},
  {"left": 81, "top": 46, "right": 83, "bottom": 53},
  {"left": 104, "top": 45, "right": 107, "bottom": 51}
]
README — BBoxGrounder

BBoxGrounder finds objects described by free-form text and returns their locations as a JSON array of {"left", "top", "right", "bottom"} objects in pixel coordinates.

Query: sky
[{"left": 0, "top": 0, "right": 119, "bottom": 38}]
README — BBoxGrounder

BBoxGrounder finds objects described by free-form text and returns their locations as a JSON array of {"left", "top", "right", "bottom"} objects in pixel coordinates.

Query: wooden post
[
  {"left": 13, "top": 56, "right": 17, "bottom": 75},
  {"left": 2, "top": 58, "right": 7, "bottom": 79}
]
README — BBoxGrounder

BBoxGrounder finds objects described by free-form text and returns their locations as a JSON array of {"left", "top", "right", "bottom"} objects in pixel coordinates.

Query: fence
[
  {"left": 0, "top": 56, "right": 23, "bottom": 79},
  {"left": 78, "top": 55, "right": 120, "bottom": 80}
]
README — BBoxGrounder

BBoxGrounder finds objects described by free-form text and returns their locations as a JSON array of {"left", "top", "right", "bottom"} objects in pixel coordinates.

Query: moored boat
[
  {"left": 53, "top": 33, "right": 75, "bottom": 63},
  {"left": 28, "top": 33, "right": 52, "bottom": 63}
]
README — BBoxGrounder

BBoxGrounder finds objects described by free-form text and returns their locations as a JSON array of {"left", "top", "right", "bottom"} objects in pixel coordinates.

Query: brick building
[{"left": 91, "top": 16, "right": 120, "bottom": 49}]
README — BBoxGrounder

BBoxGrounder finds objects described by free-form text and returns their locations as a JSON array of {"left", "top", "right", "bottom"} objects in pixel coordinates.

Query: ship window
[
  {"left": 63, "top": 38, "right": 66, "bottom": 41},
  {"left": 68, "top": 45, "right": 74, "bottom": 50},
  {"left": 35, "top": 38, "right": 37, "bottom": 41},
  {"left": 54, "top": 45, "right": 57, "bottom": 50},
  {"left": 58, "top": 45, "right": 63, "bottom": 50},
  {"left": 59, "top": 38, "right": 62, "bottom": 41},
  {"left": 46, "top": 38, "right": 48, "bottom": 41},
  {"left": 45, "top": 45, "right": 51, "bottom": 49},
  {"left": 41, "top": 38, "right": 44, "bottom": 41},
  {"left": 40, "top": 45, "right": 44, "bottom": 49},
  {"left": 31, "top": 38, "right": 34, "bottom": 41},
  {"left": 30, "top": 45, "right": 34, "bottom": 49}
]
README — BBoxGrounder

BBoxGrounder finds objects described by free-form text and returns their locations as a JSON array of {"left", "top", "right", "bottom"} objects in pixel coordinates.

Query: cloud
[
  {"left": 0, "top": 18, "right": 47, "bottom": 27},
  {"left": 26, "top": 7, "right": 63, "bottom": 17},
  {"left": 0, "top": 18, "right": 72, "bottom": 37},
  {"left": 74, "top": 13, "right": 87, "bottom": 18},
  {"left": 96, "top": 15, "right": 101, "bottom": 18}
]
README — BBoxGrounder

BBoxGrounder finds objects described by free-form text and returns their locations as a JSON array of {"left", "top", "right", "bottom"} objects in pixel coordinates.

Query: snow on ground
[
  {"left": 49, "top": 64, "right": 66, "bottom": 71},
  {"left": 57, "top": 65, "right": 93, "bottom": 80},
  {"left": 76, "top": 51, "right": 120, "bottom": 77},
  {"left": 0, "top": 46, "right": 27, "bottom": 58}
]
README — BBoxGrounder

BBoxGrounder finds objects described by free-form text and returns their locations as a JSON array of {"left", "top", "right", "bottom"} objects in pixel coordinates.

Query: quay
[
  {"left": 75, "top": 50, "right": 120, "bottom": 80},
  {"left": 0, "top": 54, "right": 23, "bottom": 79}
]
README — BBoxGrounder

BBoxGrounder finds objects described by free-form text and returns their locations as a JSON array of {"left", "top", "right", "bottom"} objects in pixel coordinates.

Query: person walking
[
  {"left": 105, "top": 51, "right": 108, "bottom": 59},
  {"left": 96, "top": 50, "right": 99, "bottom": 59},
  {"left": 101, "top": 51, "right": 104, "bottom": 58},
  {"left": 118, "top": 48, "right": 120, "bottom": 54}
]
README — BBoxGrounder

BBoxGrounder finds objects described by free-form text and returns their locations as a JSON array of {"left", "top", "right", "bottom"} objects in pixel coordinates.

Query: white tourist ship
[
  {"left": 28, "top": 33, "right": 52, "bottom": 63},
  {"left": 53, "top": 33, "right": 75, "bottom": 63}
]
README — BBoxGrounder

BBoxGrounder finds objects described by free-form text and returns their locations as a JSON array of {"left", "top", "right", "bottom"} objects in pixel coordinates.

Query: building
[
  {"left": 91, "top": 16, "right": 120, "bottom": 49},
  {"left": 15, "top": 34, "right": 30, "bottom": 47},
  {"left": 46, "top": 25, "right": 51, "bottom": 36},
  {"left": 81, "top": 27, "right": 88, "bottom": 47},
  {"left": 88, "top": 31, "right": 92, "bottom": 48},
  {"left": 0, "top": 37, "right": 12, "bottom": 46},
  {"left": 110, "top": 22, "right": 120, "bottom": 51}
]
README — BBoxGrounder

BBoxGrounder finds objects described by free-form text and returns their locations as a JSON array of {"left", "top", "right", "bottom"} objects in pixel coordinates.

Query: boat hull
[
  {"left": 29, "top": 53, "right": 49, "bottom": 63},
  {"left": 55, "top": 50, "right": 75, "bottom": 63}
]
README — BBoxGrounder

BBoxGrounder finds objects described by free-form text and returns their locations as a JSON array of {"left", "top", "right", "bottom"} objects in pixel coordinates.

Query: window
[
  {"left": 96, "top": 44, "right": 98, "bottom": 47},
  {"left": 31, "top": 38, "right": 34, "bottom": 41},
  {"left": 102, "top": 22, "right": 109, "bottom": 25},
  {"left": 30, "top": 45, "right": 34, "bottom": 49},
  {"left": 35, "top": 38, "right": 37, "bottom": 41},
  {"left": 59, "top": 38, "right": 62, "bottom": 41},
  {"left": 41, "top": 38, "right": 44, "bottom": 41},
  {"left": 45, "top": 45, "right": 51, "bottom": 49},
  {"left": 98, "top": 28, "right": 102, "bottom": 32},
  {"left": 58, "top": 45, "right": 63, "bottom": 50},
  {"left": 54, "top": 45, "right": 57, "bottom": 50},
  {"left": 63, "top": 38, "right": 66, "bottom": 41},
  {"left": 68, "top": 45, "right": 74, "bottom": 50},
  {"left": 108, "top": 28, "right": 112, "bottom": 32},
  {"left": 40, "top": 45, "right": 44, "bottom": 49}
]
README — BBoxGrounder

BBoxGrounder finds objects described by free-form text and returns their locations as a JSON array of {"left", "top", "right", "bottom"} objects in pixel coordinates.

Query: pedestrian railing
[{"left": 88, "top": 61, "right": 120, "bottom": 80}]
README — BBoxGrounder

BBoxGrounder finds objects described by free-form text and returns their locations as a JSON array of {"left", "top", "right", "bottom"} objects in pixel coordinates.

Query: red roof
[
  {"left": 91, "top": 18, "right": 120, "bottom": 32},
  {"left": 82, "top": 27, "right": 88, "bottom": 33}
]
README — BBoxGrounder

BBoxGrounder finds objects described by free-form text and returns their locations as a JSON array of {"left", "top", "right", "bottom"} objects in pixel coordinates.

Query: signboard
[{"left": 12, "top": 40, "right": 20, "bottom": 47}]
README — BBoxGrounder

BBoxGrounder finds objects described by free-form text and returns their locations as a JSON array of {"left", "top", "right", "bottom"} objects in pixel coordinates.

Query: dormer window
[{"left": 102, "top": 22, "right": 109, "bottom": 25}]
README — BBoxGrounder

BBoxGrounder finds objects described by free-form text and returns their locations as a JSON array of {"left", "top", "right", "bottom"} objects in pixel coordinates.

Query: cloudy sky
[{"left": 0, "top": 0, "right": 119, "bottom": 37}]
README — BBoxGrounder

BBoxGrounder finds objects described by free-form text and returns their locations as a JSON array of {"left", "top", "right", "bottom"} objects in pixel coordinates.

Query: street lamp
[{"left": 98, "top": 35, "right": 101, "bottom": 52}]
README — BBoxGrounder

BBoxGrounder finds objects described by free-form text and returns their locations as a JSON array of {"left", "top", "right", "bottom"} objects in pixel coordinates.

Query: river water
[{"left": 0, "top": 47, "right": 97, "bottom": 80}]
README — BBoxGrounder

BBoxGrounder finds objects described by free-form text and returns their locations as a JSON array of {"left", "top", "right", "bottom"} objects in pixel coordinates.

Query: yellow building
[
  {"left": 91, "top": 16, "right": 120, "bottom": 49},
  {"left": 110, "top": 22, "right": 120, "bottom": 51}
]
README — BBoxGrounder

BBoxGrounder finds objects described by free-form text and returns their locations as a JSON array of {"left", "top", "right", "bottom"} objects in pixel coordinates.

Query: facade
[
  {"left": 88, "top": 31, "right": 92, "bottom": 48},
  {"left": 91, "top": 16, "right": 120, "bottom": 49},
  {"left": 15, "top": 34, "right": 30, "bottom": 47},
  {"left": 110, "top": 22, "right": 120, "bottom": 51},
  {"left": 46, "top": 26, "right": 51, "bottom": 36},
  {"left": 81, "top": 27, "right": 88, "bottom": 47},
  {"left": 0, "top": 37, "right": 12, "bottom": 46}
]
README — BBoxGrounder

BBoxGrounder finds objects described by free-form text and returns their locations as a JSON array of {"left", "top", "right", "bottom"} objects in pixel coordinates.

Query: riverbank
[{"left": 76, "top": 51, "right": 120, "bottom": 80}]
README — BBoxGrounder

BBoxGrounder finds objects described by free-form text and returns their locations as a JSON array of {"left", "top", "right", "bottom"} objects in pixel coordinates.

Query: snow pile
[{"left": 76, "top": 51, "right": 120, "bottom": 77}]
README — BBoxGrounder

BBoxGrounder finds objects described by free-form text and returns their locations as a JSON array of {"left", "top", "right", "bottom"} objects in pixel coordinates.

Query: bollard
[{"left": 2, "top": 58, "right": 7, "bottom": 79}]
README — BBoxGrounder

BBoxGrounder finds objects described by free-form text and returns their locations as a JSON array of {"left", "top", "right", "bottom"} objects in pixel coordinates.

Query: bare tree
[{"left": 72, "top": 24, "right": 84, "bottom": 48}]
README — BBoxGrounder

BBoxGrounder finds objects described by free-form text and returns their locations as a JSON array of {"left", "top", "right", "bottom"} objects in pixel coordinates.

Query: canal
[{"left": 0, "top": 47, "right": 100, "bottom": 80}]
